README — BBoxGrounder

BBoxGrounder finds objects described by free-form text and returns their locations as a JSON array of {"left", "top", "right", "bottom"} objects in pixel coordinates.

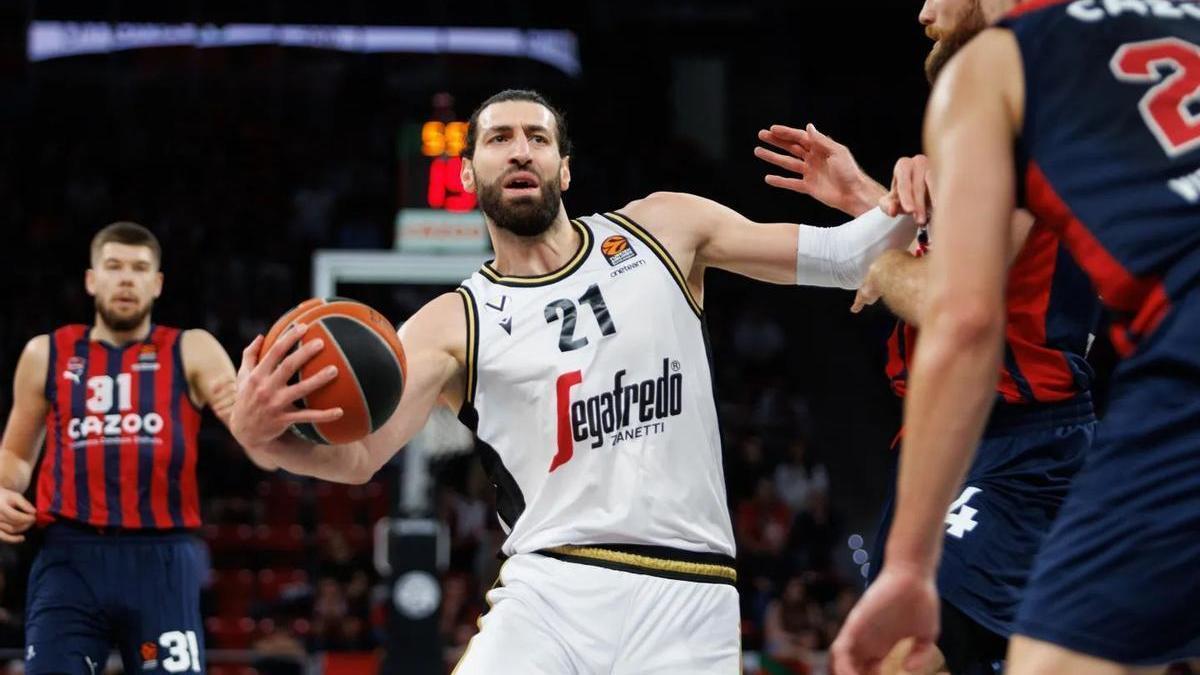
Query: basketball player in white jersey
[{"left": 229, "top": 89, "right": 912, "bottom": 674}]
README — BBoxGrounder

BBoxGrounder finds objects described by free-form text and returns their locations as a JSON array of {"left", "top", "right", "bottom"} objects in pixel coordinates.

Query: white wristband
[{"left": 795, "top": 207, "right": 916, "bottom": 290}]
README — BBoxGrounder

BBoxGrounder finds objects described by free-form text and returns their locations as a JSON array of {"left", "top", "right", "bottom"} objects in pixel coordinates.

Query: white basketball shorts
[{"left": 452, "top": 548, "right": 741, "bottom": 674}]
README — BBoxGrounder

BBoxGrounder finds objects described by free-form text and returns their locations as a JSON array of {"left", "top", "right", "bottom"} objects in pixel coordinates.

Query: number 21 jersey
[{"left": 456, "top": 212, "right": 736, "bottom": 559}]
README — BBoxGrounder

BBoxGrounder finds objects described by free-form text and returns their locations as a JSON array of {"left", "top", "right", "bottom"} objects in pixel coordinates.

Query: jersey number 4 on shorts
[{"left": 945, "top": 487, "right": 983, "bottom": 539}]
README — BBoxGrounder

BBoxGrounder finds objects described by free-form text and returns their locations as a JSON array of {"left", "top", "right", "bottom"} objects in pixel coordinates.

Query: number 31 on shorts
[
  {"left": 158, "top": 631, "right": 201, "bottom": 673},
  {"left": 944, "top": 486, "right": 982, "bottom": 539}
]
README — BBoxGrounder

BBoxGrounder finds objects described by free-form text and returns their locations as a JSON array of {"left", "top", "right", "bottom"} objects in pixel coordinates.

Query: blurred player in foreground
[{"left": 833, "top": 1, "right": 1200, "bottom": 673}]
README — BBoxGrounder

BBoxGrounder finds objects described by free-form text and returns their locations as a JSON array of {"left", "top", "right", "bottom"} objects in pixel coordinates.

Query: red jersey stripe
[
  {"left": 1004, "top": 223, "right": 1078, "bottom": 401},
  {"left": 150, "top": 330, "right": 177, "bottom": 528},
  {"left": 1026, "top": 162, "right": 1171, "bottom": 356}
]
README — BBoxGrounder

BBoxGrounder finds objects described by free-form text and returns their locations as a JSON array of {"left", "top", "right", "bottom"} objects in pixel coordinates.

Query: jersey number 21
[{"left": 544, "top": 283, "right": 617, "bottom": 352}]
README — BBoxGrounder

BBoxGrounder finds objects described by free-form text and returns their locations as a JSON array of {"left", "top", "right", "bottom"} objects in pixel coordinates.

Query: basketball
[{"left": 260, "top": 298, "right": 407, "bottom": 445}]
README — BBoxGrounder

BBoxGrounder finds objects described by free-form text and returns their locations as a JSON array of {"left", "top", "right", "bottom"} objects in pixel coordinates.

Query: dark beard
[
  {"left": 477, "top": 172, "right": 562, "bottom": 238},
  {"left": 96, "top": 297, "right": 152, "bottom": 332},
  {"left": 924, "top": 4, "right": 987, "bottom": 84}
]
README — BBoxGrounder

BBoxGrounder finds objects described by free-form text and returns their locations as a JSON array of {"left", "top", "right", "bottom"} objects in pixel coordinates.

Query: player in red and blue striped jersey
[
  {"left": 760, "top": 141, "right": 1097, "bottom": 675},
  {"left": 834, "top": 1, "right": 1200, "bottom": 673},
  {"left": 0, "top": 222, "right": 240, "bottom": 674},
  {"left": 756, "top": 6, "right": 1099, "bottom": 673}
]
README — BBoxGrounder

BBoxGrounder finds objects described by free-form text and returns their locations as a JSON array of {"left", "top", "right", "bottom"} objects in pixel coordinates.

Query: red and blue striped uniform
[
  {"left": 871, "top": 221, "right": 1099, "bottom": 661},
  {"left": 996, "top": 0, "right": 1200, "bottom": 663},
  {"left": 885, "top": 225, "right": 1099, "bottom": 404},
  {"left": 36, "top": 324, "right": 201, "bottom": 530},
  {"left": 872, "top": 67, "right": 1103, "bottom": 665}
]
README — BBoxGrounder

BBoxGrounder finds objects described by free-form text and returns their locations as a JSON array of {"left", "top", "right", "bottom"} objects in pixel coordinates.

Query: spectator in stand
[
  {"left": 763, "top": 576, "right": 824, "bottom": 673},
  {"left": 773, "top": 440, "right": 829, "bottom": 516},
  {"left": 733, "top": 305, "right": 785, "bottom": 369},
  {"left": 345, "top": 570, "right": 372, "bottom": 619},
  {"left": 252, "top": 625, "right": 307, "bottom": 675},
  {"left": 787, "top": 491, "right": 839, "bottom": 573},
  {"left": 737, "top": 477, "right": 793, "bottom": 585},
  {"left": 727, "top": 435, "right": 772, "bottom": 503},
  {"left": 828, "top": 587, "right": 861, "bottom": 642},
  {"left": 439, "top": 572, "right": 484, "bottom": 665},
  {"left": 449, "top": 465, "right": 489, "bottom": 573},
  {"left": 309, "top": 577, "right": 350, "bottom": 651},
  {"left": 318, "top": 531, "right": 366, "bottom": 582}
]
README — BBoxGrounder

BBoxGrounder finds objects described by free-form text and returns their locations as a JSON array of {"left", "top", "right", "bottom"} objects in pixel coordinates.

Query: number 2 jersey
[
  {"left": 456, "top": 213, "right": 736, "bottom": 562},
  {"left": 1000, "top": 0, "right": 1200, "bottom": 355},
  {"left": 993, "top": 3, "right": 1200, "bottom": 661},
  {"left": 37, "top": 324, "right": 201, "bottom": 530}
]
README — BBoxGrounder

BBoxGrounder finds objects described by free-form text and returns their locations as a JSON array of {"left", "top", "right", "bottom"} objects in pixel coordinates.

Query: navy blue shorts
[
  {"left": 24, "top": 524, "right": 206, "bottom": 675},
  {"left": 1015, "top": 296, "right": 1200, "bottom": 664},
  {"left": 871, "top": 395, "right": 1094, "bottom": 668}
]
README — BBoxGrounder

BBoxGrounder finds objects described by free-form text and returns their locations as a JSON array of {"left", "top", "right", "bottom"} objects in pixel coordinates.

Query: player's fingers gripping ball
[{"left": 261, "top": 298, "right": 407, "bottom": 444}]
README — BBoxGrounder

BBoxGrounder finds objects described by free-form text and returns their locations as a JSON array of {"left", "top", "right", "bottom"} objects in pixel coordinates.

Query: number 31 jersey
[
  {"left": 456, "top": 212, "right": 736, "bottom": 559},
  {"left": 38, "top": 324, "right": 201, "bottom": 530}
]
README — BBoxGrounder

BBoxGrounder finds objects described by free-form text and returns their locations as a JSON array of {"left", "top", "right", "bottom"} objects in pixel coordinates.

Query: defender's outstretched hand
[
  {"left": 755, "top": 123, "right": 883, "bottom": 215},
  {"left": 880, "top": 155, "right": 933, "bottom": 226}
]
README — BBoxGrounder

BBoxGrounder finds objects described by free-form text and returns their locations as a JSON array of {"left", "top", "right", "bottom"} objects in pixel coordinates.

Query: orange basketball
[{"left": 260, "top": 298, "right": 407, "bottom": 445}]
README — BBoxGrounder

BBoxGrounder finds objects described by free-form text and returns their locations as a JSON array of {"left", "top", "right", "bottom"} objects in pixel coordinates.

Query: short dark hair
[
  {"left": 90, "top": 221, "right": 161, "bottom": 267},
  {"left": 463, "top": 89, "right": 571, "bottom": 159}
]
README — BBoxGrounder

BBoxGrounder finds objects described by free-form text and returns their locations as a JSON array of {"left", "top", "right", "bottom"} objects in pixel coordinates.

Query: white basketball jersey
[{"left": 456, "top": 212, "right": 736, "bottom": 559}]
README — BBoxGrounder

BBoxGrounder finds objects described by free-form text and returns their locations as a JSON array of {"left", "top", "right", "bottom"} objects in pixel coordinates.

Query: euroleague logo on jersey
[
  {"left": 550, "top": 358, "right": 684, "bottom": 472},
  {"left": 133, "top": 344, "right": 160, "bottom": 372},
  {"left": 600, "top": 235, "right": 637, "bottom": 266}
]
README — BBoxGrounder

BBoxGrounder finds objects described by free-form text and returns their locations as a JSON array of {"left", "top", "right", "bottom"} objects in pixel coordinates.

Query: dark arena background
[{"left": 0, "top": 1, "right": 1125, "bottom": 674}]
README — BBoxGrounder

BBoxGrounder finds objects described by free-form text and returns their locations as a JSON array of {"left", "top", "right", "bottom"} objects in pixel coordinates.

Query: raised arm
[
  {"left": 618, "top": 191, "right": 916, "bottom": 293},
  {"left": 0, "top": 336, "right": 49, "bottom": 542},
  {"left": 230, "top": 292, "right": 467, "bottom": 484}
]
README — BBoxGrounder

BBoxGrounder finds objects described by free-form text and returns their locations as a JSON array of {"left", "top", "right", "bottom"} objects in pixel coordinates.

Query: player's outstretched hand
[
  {"left": 0, "top": 488, "right": 36, "bottom": 544},
  {"left": 880, "top": 155, "right": 933, "bottom": 226},
  {"left": 231, "top": 323, "right": 343, "bottom": 450},
  {"left": 755, "top": 123, "right": 877, "bottom": 214},
  {"left": 831, "top": 563, "right": 939, "bottom": 675}
]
